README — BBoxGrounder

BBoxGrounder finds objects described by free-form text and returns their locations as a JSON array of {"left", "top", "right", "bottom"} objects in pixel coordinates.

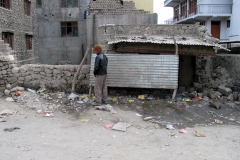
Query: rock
[
  {"left": 81, "top": 65, "right": 90, "bottom": 74},
  {"left": 53, "top": 69, "right": 61, "bottom": 74},
  {"left": 233, "top": 92, "right": 238, "bottom": 101},
  {"left": 188, "top": 91, "right": 197, "bottom": 98},
  {"left": 209, "top": 101, "right": 224, "bottom": 109},
  {"left": 12, "top": 67, "right": 19, "bottom": 74},
  {"left": 78, "top": 74, "right": 85, "bottom": 81},
  {"left": 7, "top": 77, "right": 17, "bottom": 84},
  {"left": 227, "top": 94, "right": 233, "bottom": 102},
  {"left": 209, "top": 91, "right": 222, "bottom": 99},
  {"left": 45, "top": 69, "right": 52, "bottom": 74},
  {"left": 112, "top": 122, "right": 132, "bottom": 132},
  {"left": 64, "top": 71, "right": 72, "bottom": 77},
  {"left": 10, "top": 87, "right": 25, "bottom": 92},
  {"left": 4, "top": 89, "right": 10, "bottom": 96},
  {"left": 218, "top": 86, "right": 232, "bottom": 96},
  {"left": 25, "top": 76, "right": 32, "bottom": 81},
  {"left": 6, "top": 84, "right": 11, "bottom": 90}
]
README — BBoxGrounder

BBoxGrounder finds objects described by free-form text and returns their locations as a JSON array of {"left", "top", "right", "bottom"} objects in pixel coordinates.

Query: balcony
[
  {"left": 165, "top": 4, "right": 232, "bottom": 24},
  {"left": 164, "top": 0, "right": 184, "bottom": 7}
]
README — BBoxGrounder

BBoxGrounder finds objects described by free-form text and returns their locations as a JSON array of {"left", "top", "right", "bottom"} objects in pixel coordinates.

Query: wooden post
[
  {"left": 172, "top": 36, "right": 178, "bottom": 102},
  {"left": 71, "top": 48, "right": 90, "bottom": 93}
]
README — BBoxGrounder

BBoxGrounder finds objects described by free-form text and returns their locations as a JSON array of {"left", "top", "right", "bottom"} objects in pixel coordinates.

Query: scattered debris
[
  {"left": 80, "top": 119, "right": 89, "bottom": 123},
  {"left": 68, "top": 92, "right": 78, "bottom": 100},
  {"left": 104, "top": 124, "right": 114, "bottom": 129},
  {"left": 15, "top": 91, "right": 24, "bottom": 96},
  {"left": 179, "top": 129, "right": 188, "bottom": 134},
  {"left": 112, "top": 122, "right": 132, "bottom": 132},
  {"left": 95, "top": 104, "right": 117, "bottom": 114},
  {"left": 143, "top": 117, "right": 153, "bottom": 121},
  {"left": 136, "top": 113, "right": 142, "bottom": 117},
  {"left": 4, "top": 127, "right": 20, "bottom": 132},
  {"left": 111, "top": 97, "right": 118, "bottom": 102},
  {"left": 27, "top": 88, "right": 36, "bottom": 93},
  {"left": 138, "top": 95, "right": 145, "bottom": 100},
  {"left": 166, "top": 124, "right": 175, "bottom": 130},
  {"left": 195, "top": 131, "right": 206, "bottom": 137},
  {"left": 214, "top": 119, "right": 223, "bottom": 124},
  {"left": 36, "top": 110, "right": 42, "bottom": 114},
  {"left": 128, "top": 99, "right": 134, "bottom": 103},
  {"left": 5, "top": 97, "right": 15, "bottom": 102},
  {"left": 0, "top": 109, "right": 17, "bottom": 115}
]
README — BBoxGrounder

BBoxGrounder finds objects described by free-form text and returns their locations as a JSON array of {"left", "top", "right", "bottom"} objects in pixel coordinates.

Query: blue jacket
[{"left": 93, "top": 52, "right": 108, "bottom": 76}]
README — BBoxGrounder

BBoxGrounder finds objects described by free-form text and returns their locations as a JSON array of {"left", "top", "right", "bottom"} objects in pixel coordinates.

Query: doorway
[{"left": 211, "top": 21, "right": 220, "bottom": 39}]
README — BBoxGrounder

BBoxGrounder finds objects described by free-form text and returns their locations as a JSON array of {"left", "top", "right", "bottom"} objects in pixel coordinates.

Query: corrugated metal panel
[{"left": 90, "top": 54, "right": 179, "bottom": 89}]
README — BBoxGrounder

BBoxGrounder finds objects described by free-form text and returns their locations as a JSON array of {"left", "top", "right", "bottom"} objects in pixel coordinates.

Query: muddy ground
[{"left": 1, "top": 94, "right": 240, "bottom": 160}]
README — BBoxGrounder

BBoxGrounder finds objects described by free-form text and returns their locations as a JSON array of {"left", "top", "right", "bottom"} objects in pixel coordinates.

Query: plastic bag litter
[
  {"left": 27, "top": 88, "right": 36, "bottom": 93},
  {"left": 166, "top": 124, "right": 175, "bottom": 130},
  {"left": 179, "top": 129, "right": 188, "bottom": 134},
  {"left": 138, "top": 95, "right": 145, "bottom": 100},
  {"left": 68, "top": 93, "right": 78, "bottom": 100},
  {"left": 195, "top": 131, "right": 206, "bottom": 137}
]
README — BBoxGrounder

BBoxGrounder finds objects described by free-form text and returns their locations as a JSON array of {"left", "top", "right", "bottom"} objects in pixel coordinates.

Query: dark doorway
[
  {"left": 179, "top": 55, "right": 196, "bottom": 88},
  {"left": 211, "top": 21, "right": 221, "bottom": 39}
]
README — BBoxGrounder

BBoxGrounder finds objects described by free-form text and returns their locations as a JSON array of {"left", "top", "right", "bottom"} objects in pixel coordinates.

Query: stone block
[
  {"left": 78, "top": 74, "right": 85, "bottom": 81},
  {"left": 81, "top": 65, "right": 90, "bottom": 74},
  {"left": 18, "top": 77, "right": 25, "bottom": 81},
  {"left": 209, "top": 91, "right": 222, "bottom": 99},
  {"left": 218, "top": 86, "right": 232, "bottom": 96},
  {"left": 53, "top": 69, "right": 61, "bottom": 74},
  {"left": 45, "top": 69, "right": 53, "bottom": 74},
  {"left": 209, "top": 100, "right": 224, "bottom": 109},
  {"left": 227, "top": 94, "right": 233, "bottom": 102},
  {"left": 7, "top": 77, "right": 17, "bottom": 84},
  {"left": 80, "top": 79, "right": 89, "bottom": 85},
  {"left": 33, "top": 68, "right": 42, "bottom": 72},
  {"left": 12, "top": 67, "right": 19, "bottom": 74},
  {"left": 64, "top": 71, "right": 72, "bottom": 77},
  {"left": 25, "top": 76, "right": 32, "bottom": 82},
  {"left": 46, "top": 74, "right": 53, "bottom": 77},
  {"left": 19, "top": 67, "right": 27, "bottom": 73}
]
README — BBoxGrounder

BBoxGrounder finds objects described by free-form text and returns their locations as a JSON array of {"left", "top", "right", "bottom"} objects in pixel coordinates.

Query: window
[
  {"left": 2, "top": 32, "right": 14, "bottom": 49},
  {"left": 24, "top": 0, "right": 31, "bottom": 16},
  {"left": 0, "top": 0, "right": 10, "bottom": 9},
  {"left": 200, "top": 22, "right": 205, "bottom": 26},
  {"left": 61, "top": 0, "right": 78, "bottom": 8},
  {"left": 61, "top": 22, "right": 78, "bottom": 37},
  {"left": 180, "top": 1, "right": 187, "bottom": 17},
  {"left": 26, "top": 35, "right": 33, "bottom": 50},
  {"left": 37, "top": 0, "right": 42, "bottom": 8},
  {"left": 227, "top": 20, "right": 230, "bottom": 28},
  {"left": 174, "top": 5, "right": 179, "bottom": 21}
]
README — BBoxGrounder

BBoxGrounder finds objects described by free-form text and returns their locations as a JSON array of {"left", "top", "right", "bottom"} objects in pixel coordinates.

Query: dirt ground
[{"left": 1, "top": 97, "right": 240, "bottom": 160}]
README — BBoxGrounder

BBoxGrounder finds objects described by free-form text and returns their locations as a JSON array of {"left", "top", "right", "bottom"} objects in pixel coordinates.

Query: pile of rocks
[{"left": 183, "top": 66, "right": 240, "bottom": 109}]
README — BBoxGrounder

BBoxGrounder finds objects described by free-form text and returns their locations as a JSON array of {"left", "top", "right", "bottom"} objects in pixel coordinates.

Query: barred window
[
  {"left": 24, "top": 0, "right": 31, "bottom": 16},
  {"left": 26, "top": 35, "right": 33, "bottom": 50},
  {"left": 61, "top": 0, "right": 78, "bottom": 8},
  {"left": 61, "top": 22, "right": 78, "bottom": 37},
  {"left": 2, "top": 32, "right": 14, "bottom": 49},
  {"left": 37, "top": 0, "right": 42, "bottom": 8},
  {"left": 0, "top": 0, "right": 10, "bottom": 9}
]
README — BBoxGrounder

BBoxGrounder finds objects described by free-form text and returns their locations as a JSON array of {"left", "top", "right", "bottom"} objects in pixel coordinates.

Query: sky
[{"left": 153, "top": 0, "right": 173, "bottom": 24}]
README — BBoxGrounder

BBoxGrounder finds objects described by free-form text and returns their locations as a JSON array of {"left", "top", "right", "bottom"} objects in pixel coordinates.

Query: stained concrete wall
[
  {"left": 0, "top": 0, "right": 38, "bottom": 64},
  {"left": 37, "top": 0, "right": 91, "bottom": 65}
]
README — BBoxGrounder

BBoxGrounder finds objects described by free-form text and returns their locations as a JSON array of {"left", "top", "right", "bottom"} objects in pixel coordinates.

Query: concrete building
[
  {"left": 164, "top": 0, "right": 240, "bottom": 41},
  {"left": 124, "top": 0, "right": 154, "bottom": 13},
  {"left": 0, "top": 0, "right": 38, "bottom": 64},
  {"left": 36, "top": 0, "right": 91, "bottom": 65}
]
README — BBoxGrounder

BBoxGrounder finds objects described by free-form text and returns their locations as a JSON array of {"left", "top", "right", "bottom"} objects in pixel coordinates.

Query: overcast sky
[{"left": 153, "top": 0, "right": 173, "bottom": 24}]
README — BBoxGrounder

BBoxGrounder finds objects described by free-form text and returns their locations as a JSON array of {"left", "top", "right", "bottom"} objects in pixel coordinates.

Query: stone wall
[
  {"left": 0, "top": 62, "right": 90, "bottom": 93},
  {"left": 0, "top": 0, "right": 38, "bottom": 64}
]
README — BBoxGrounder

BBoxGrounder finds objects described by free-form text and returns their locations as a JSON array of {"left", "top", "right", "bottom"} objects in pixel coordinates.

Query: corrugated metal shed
[{"left": 90, "top": 54, "right": 179, "bottom": 89}]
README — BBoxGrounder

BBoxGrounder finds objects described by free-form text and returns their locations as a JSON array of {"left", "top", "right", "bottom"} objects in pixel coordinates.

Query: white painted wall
[
  {"left": 229, "top": 0, "right": 240, "bottom": 40},
  {"left": 197, "top": 0, "right": 232, "bottom": 5}
]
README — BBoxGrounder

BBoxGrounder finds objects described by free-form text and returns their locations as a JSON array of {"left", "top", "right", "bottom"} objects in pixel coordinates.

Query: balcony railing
[
  {"left": 164, "top": 0, "right": 172, "bottom": 6},
  {"left": 165, "top": 4, "right": 232, "bottom": 24}
]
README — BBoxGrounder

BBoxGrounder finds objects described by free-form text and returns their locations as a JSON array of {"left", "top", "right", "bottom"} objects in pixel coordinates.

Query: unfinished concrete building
[{"left": 0, "top": 0, "right": 38, "bottom": 64}]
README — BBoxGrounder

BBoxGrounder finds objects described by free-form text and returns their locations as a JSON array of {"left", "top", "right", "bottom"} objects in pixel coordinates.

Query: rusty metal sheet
[{"left": 90, "top": 54, "right": 179, "bottom": 89}]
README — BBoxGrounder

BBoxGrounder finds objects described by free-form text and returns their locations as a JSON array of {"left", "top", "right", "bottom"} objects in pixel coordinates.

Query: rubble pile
[{"left": 185, "top": 66, "right": 240, "bottom": 109}]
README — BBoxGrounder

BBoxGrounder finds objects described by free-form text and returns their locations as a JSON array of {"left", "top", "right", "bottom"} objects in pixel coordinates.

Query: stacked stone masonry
[
  {"left": 0, "top": 0, "right": 38, "bottom": 64},
  {"left": 88, "top": 0, "right": 149, "bottom": 14},
  {"left": 0, "top": 62, "right": 90, "bottom": 93}
]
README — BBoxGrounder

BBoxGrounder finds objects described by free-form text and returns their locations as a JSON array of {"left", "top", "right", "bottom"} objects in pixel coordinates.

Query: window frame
[
  {"left": 61, "top": 21, "right": 78, "bottom": 37},
  {"left": 0, "top": 0, "right": 10, "bottom": 9},
  {"left": 2, "top": 32, "right": 14, "bottom": 49},
  {"left": 60, "top": 0, "right": 78, "bottom": 8},
  {"left": 37, "top": 0, "right": 42, "bottom": 8},
  {"left": 227, "top": 20, "right": 230, "bottom": 28},
  {"left": 26, "top": 35, "right": 33, "bottom": 50},
  {"left": 24, "top": 0, "right": 31, "bottom": 16}
]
